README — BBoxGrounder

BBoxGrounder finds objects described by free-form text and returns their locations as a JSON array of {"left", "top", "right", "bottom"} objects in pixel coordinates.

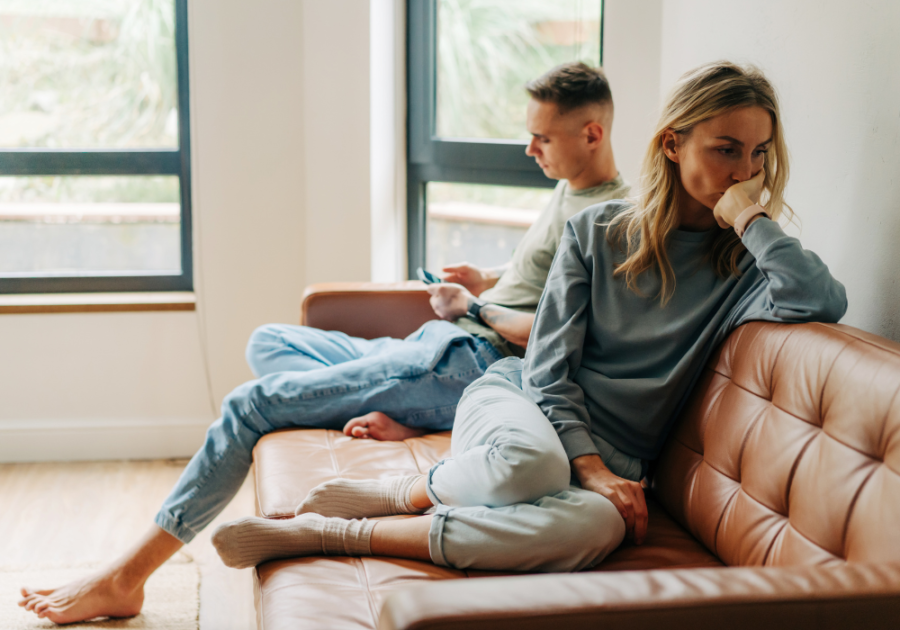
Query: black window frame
[
  {"left": 406, "top": 0, "right": 604, "bottom": 276},
  {"left": 0, "top": 0, "right": 193, "bottom": 294}
]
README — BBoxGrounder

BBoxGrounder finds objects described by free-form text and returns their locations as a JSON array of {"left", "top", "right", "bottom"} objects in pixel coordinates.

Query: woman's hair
[{"left": 608, "top": 61, "right": 791, "bottom": 304}]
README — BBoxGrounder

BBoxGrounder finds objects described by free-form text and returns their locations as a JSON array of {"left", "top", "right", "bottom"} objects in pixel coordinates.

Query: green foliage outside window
[
  {"left": 0, "top": 0, "right": 177, "bottom": 149},
  {"left": 436, "top": 0, "right": 602, "bottom": 140}
]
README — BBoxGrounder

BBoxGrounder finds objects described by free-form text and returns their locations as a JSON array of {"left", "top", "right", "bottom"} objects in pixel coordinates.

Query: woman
[{"left": 211, "top": 61, "right": 847, "bottom": 573}]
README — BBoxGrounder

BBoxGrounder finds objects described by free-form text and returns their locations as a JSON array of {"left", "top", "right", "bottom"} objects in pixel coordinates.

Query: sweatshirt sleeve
[
  {"left": 733, "top": 217, "right": 848, "bottom": 325},
  {"left": 521, "top": 220, "right": 598, "bottom": 461}
]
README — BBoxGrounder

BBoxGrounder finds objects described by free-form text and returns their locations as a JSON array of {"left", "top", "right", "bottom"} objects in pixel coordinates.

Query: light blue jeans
[
  {"left": 425, "top": 358, "right": 642, "bottom": 572},
  {"left": 155, "top": 320, "right": 502, "bottom": 543}
]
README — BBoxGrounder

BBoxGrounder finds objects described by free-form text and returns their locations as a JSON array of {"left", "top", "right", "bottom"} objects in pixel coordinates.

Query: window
[
  {"left": 0, "top": 0, "right": 191, "bottom": 294},
  {"left": 407, "top": 0, "right": 603, "bottom": 275}
]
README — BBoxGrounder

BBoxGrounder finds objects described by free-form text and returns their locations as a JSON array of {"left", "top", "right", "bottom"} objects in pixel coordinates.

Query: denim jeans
[
  {"left": 155, "top": 320, "right": 502, "bottom": 543},
  {"left": 425, "top": 358, "right": 639, "bottom": 572}
]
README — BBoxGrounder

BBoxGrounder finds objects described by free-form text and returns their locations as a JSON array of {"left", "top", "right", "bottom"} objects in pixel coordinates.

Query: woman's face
[{"left": 664, "top": 106, "right": 773, "bottom": 213}]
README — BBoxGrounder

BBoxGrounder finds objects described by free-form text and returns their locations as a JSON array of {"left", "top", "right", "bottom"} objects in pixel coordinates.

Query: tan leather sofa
[{"left": 252, "top": 282, "right": 900, "bottom": 630}]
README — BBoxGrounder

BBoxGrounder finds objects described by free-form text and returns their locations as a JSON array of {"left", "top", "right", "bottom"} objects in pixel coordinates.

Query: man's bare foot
[
  {"left": 343, "top": 412, "right": 428, "bottom": 441},
  {"left": 18, "top": 569, "right": 144, "bottom": 625}
]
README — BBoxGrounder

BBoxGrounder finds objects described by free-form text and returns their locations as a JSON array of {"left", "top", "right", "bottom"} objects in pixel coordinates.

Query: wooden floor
[{"left": 0, "top": 459, "right": 257, "bottom": 630}]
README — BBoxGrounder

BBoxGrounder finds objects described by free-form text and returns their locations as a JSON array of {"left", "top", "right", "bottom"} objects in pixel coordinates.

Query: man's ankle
[{"left": 104, "top": 563, "right": 148, "bottom": 594}]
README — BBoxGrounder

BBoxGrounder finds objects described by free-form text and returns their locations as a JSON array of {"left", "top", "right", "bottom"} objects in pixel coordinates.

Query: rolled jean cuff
[
  {"left": 424, "top": 460, "right": 449, "bottom": 507},
  {"left": 427, "top": 504, "right": 453, "bottom": 568},
  {"left": 154, "top": 510, "right": 198, "bottom": 545}
]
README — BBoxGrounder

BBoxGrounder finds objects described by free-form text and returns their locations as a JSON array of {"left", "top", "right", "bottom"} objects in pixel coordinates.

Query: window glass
[
  {"left": 0, "top": 0, "right": 178, "bottom": 148},
  {"left": 426, "top": 182, "right": 554, "bottom": 271},
  {"left": 0, "top": 175, "right": 181, "bottom": 275},
  {"left": 435, "top": 0, "right": 602, "bottom": 141}
]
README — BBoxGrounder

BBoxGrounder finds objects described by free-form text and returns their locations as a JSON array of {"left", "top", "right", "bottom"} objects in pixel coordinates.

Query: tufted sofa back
[{"left": 653, "top": 322, "right": 900, "bottom": 568}]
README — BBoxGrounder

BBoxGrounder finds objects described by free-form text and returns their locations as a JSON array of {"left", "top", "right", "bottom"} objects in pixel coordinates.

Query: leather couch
[{"left": 251, "top": 282, "right": 900, "bottom": 630}]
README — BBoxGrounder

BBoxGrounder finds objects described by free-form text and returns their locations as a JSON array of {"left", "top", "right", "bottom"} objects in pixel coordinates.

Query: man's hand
[
  {"left": 713, "top": 169, "right": 765, "bottom": 228},
  {"left": 572, "top": 454, "right": 648, "bottom": 545},
  {"left": 427, "top": 283, "right": 472, "bottom": 321},
  {"left": 441, "top": 262, "right": 504, "bottom": 296}
]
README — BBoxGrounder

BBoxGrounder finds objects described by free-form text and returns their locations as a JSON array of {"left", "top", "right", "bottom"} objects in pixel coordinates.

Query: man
[
  {"left": 346, "top": 60, "right": 630, "bottom": 439},
  {"left": 18, "top": 61, "right": 630, "bottom": 625}
]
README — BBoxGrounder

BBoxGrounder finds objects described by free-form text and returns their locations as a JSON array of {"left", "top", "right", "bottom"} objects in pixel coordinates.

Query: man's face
[{"left": 525, "top": 99, "right": 595, "bottom": 181}]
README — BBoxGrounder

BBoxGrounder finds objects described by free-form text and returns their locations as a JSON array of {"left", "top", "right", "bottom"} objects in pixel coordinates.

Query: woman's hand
[
  {"left": 572, "top": 454, "right": 648, "bottom": 545},
  {"left": 713, "top": 169, "right": 765, "bottom": 228},
  {"left": 427, "top": 283, "right": 472, "bottom": 320},
  {"left": 441, "top": 263, "right": 503, "bottom": 296}
]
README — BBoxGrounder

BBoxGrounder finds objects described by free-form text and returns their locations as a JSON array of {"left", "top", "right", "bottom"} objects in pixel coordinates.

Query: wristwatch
[
  {"left": 466, "top": 297, "right": 487, "bottom": 323},
  {"left": 734, "top": 204, "right": 769, "bottom": 238}
]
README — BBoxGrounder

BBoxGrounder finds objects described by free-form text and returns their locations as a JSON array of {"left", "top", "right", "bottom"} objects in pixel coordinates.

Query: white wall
[
  {"left": 603, "top": 0, "right": 663, "bottom": 186},
  {"left": 0, "top": 312, "right": 213, "bottom": 461},
  {"left": 191, "top": 0, "right": 308, "bottom": 406},
  {"left": 302, "top": 1, "right": 373, "bottom": 286},
  {"left": 0, "top": 0, "right": 375, "bottom": 462},
  {"left": 658, "top": 0, "right": 900, "bottom": 342},
  {"left": 370, "top": 0, "right": 407, "bottom": 283}
]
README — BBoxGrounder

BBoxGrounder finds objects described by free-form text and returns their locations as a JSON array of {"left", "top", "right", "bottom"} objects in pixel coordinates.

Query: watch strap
[{"left": 466, "top": 298, "right": 486, "bottom": 323}]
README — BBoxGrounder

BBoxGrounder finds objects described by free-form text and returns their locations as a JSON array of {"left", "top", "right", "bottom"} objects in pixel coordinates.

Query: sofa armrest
[
  {"left": 301, "top": 281, "right": 437, "bottom": 339},
  {"left": 377, "top": 563, "right": 900, "bottom": 630}
]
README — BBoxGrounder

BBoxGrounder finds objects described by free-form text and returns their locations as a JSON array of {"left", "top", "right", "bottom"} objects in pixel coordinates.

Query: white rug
[{"left": 1, "top": 561, "right": 199, "bottom": 630}]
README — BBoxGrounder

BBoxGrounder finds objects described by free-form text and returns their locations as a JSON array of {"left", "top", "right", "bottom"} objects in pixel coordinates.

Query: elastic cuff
[
  {"left": 740, "top": 215, "right": 785, "bottom": 257},
  {"left": 154, "top": 510, "right": 198, "bottom": 545},
  {"left": 558, "top": 427, "right": 601, "bottom": 462},
  {"left": 424, "top": 461, "right": 448, "bottom": 507},
  {"left": 427, "top": 504, "right": 452, "bottom": 568}
]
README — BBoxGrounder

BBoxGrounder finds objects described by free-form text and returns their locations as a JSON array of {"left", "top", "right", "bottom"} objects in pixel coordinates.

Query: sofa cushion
[
  {"left": 252, "top": 429, "right": 722, "bottom": 630},
  {"left": 253, "top": 430, "right": 453, "bottom": 519},
  {"left": 652, "top": 322, "right": 900, "bottom": 568},
  {"left": 255, "top": 556, "right": 466, "bottom": 630}
]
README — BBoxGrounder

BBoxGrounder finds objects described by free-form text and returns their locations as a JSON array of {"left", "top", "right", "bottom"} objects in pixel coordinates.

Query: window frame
[
  {"left": 406, "top": 0, "right": 604, "bottom": 276},
  {"left": 0, "top": 0, "right": 193, "bottom": 294}
]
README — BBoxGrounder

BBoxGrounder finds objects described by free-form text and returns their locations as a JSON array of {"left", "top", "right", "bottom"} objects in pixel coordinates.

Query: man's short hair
[{"left": 525, "top": 62, "right": 613, "bottom": 114}]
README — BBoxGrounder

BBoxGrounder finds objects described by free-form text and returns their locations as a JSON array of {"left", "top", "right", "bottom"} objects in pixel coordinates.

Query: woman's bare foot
[
  {"left": 18, "top": 569, "right": 144, "bottom": 625},
  {"left": 343, "top": 412, "right": 428, "bottom": 441}
]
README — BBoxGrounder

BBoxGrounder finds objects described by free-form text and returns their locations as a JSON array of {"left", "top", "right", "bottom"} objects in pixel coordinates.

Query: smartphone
[{"left": 416, "top": 267, "right": 443, "bottom": 285}]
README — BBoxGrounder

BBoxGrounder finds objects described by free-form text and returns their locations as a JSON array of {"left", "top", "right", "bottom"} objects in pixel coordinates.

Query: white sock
[
  {"left": 295, "top": 475, "right": 426, "bottom": 519},
  {"left": 211, "top": 513, "right": 374, "bottom": 569}
]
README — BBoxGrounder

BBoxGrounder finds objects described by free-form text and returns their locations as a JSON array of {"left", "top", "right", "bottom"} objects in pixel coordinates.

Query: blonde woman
[{"left": 210, "top": 62, "right": 846, "bottom": 573}]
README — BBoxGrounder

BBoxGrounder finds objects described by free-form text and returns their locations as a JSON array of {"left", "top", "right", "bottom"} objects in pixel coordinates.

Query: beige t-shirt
[{"left": 456, "top": 175, "right": 631, "bottom": 356}]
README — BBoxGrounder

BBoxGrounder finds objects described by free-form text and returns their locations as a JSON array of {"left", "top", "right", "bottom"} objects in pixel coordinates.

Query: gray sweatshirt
[
  {"left": 455, "top": 176, "right": 630, "bottom": 358},
  {"left": 522, "top": 201, "right": 848, "bottom": 461}
]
